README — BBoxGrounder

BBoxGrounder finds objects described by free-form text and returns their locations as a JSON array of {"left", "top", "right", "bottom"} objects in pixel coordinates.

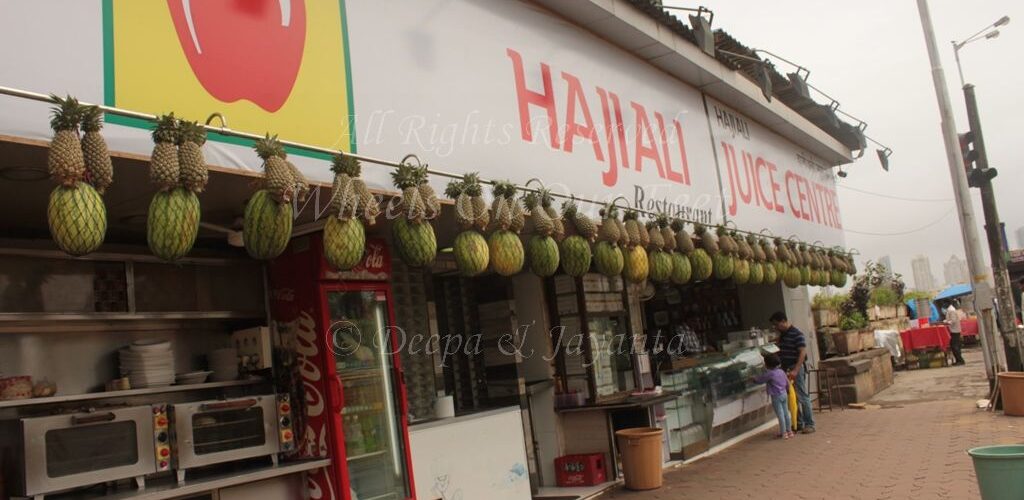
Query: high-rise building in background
[
  {"left": 878, "top": 255, "right": 893, "bottom": 276},
  {"left": 1016, "top": 226, "right": 1024, "bottom": 249},
  {"left": 911, "top": 255, "right": 937, "bottom": 292},
  {"left": 943, "top": 255, "right": 969, "bottom": 286}
]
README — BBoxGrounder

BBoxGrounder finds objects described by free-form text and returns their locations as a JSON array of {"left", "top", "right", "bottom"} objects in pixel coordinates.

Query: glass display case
[
  {"left": 660, "top": 364, "right": 712, "bottom": 459},
  {"left": 659, "top": 346, "right": 773, "bottom": 457}
]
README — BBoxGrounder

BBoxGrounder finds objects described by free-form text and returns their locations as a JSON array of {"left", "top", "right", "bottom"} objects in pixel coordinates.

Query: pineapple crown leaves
[
  {"left": 522, "top": 192, "right": 541, "bottom": 210},
  {"left": 644, "top": 220, "right": 658, "bottom": 231},
  {"left": 622, "top": 209, "right": 639, "bottom": 221},
  {"left": 716, "top": 225, "right": 729, "bottom": 236},
  {"left": 414, "top": 165, "right": 431, "bottom": 186},
  {"left": 177, "top": 120, "right": 207, "bottom": 146},
  {"left": 462, "top": 172, "right": 484, "bottom": 197},
  {"left": 746, "top": 234, "right": 757, "bottom": 244},
  {"left": 537, "top": 187, "right": 555, "bottom": 208},
  {"left": 48, "top": 94, "right": 82, "bottom": 132},
  {"left": 501, "top": 182, "right": 518, "bottom": 199},
  {"left": 79, "top": 105, "right": 104, "bottom": 133},
  {"left": 655, "top": 214, "right": 671, "bottom": 229},
  {"left": 598, "top": 203, "right": 620, "bottom": 220},
  {"left": 330, "top": 153, "right": 362, "bottom": 177},
  {"left": 254, "top": 133, "right": 285, "bottom": 160},
  {"left": 561, "top": 198, "right": 579, "bottom": 217},
  {"left": 693, "top": 222, "right": 708, "bottom": 235},
  {"left": 670, "top": 218, "right": 685, "bottom": 232},
  {"left": 444, "top": 179, "right": 465, "bottom": 200},
  {"left": 151, "top": 114, "right": 180, "bottom": 144},
  {"left": 390, "top": 162, "right": 421, "bottom": 189}
]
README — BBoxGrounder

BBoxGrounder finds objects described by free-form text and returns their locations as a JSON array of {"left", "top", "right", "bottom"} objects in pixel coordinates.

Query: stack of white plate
[
  {"left": 208, "top": 348, "right": 239, "bottom": 382},
  {"left": 119, "top": 339, "right": 174, "bottom": 388}
]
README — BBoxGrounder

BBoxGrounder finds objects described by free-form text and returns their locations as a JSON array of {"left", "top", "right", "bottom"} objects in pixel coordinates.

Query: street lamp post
[
  {"left": 951, "top": 15, "right": 1024, "bottom": 373},
  {"left": 915, "top": 0, "right": 1003, "bottom": 382}
]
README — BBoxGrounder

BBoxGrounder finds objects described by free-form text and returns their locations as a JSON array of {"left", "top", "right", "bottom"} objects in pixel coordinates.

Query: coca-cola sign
[{"left": 325, "top": 238, "right": 391, "bottom": 281}]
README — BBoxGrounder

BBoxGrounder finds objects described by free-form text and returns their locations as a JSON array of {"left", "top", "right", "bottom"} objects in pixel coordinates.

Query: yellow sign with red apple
[{"left": 105, "top": 0, "right": 354, "bottom": 154}]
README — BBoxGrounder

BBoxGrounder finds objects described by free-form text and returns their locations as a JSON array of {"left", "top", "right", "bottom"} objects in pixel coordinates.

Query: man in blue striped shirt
[{"left": 770, "top": 311, "right": 816, "bottom": 433}]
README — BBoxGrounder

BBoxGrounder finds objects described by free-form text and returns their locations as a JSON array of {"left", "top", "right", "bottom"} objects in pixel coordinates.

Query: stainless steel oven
[
  {"left": 17, "top": 405, "right": 169, "bottom": 499},
  {"left": 171, "top": 394, "right": 294, "bottom": 483}
]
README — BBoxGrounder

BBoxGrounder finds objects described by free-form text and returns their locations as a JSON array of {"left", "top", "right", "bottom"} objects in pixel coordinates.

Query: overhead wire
[
  {"left": 843, "top": 207, "right": 953, "bottom": 236},
  {"left": 837, "top": 184, "right": 953, "bottom": 203}
]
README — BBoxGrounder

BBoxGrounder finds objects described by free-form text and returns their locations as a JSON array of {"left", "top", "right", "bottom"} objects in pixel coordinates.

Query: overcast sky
[{"left": 663, "top": 0, "right": 1024, "bottom": 290}]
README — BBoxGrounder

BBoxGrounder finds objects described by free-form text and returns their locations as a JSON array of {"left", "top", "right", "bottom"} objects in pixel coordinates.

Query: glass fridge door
[{"left": 326, "top": 289, "right": 411, "bottom": 500}]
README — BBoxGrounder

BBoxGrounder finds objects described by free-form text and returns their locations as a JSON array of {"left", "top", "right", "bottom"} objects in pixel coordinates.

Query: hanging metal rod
[{"left": 0, "top": 84, "right": 849, "bottom": 254}]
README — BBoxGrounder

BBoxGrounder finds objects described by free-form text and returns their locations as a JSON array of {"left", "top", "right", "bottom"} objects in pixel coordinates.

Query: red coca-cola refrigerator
[{"left": 270, "top": 233, "right": 415, "bottom": 500}]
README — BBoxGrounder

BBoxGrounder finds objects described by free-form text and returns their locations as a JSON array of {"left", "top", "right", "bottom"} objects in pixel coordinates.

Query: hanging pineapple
[
  {"left": 665, "top": 219, "right": 692, "bottom": 285},
  {"left": 559, "top": 199, "right": 595, "bottom": 278},
  {"left": 243, "top": 135, "right": 294, "bottom": 260},
  {"left": 445, "top": 174, "right": 489, "bottom": 277},
  {"left": 746, "top": 235, "right": 764, "bottom": 285},
  {"left": 283, "top": 154, "right": 309, "bottom": 204},
  {"left": 391, "top": 161, "right": 437, "bottom": 268},
  {"left": 760, "top": 238, "right": 779, "bottom": 285},
  {"left": 622, "top": 210, "right": 649, "bottom": 283},
  {"left": 46, "top": 95, "right": 107, "bottom": 256},
  {"left": 594, "top": 203, "right": 625, "bottom": 277},
  {"left": 465, "top": 173, "right": 490, "bottom": 231},
  {"left": 177, "top": 121, "right": 209, "bottom": 193},
  {"left": 323, "top": 154, "right": 369, "bottom": 271},
  {"left": 524, "top": 189, "right": 560, "bottom": 277},
  {"left": 543, "top": 191, "right": 565, "bottom": 241},
  {"left": 731, "top": 231, "right": 751, "bottom": 285},
  {"left": 79, "top": 105, "right": 113, "bottom": 193},
  {"left": 421, "top": 169, "right": 442, "bottom": 220},
  {"left": 797, "top": 243, "right": 812, "bottom": 285},
  {"left": 148, "top": 114, "right": 181, "bottom": 190},
  {"left": 690, "top": 223, "right": 715, "bottom": 281},
  {"left": 647, "top": 216, "right": 673, "bottom": 284},
  {"left": 488, "top": 181, "right": 524, "bottom": 276},
  {"left": 713, "top": 226, "right": 735, "bottom": 280}
]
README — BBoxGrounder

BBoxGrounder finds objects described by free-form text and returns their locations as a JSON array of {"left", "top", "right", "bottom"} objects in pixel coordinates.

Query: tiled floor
[{"left": 600, "top": 348, "right": 1020, "bottom": 499}]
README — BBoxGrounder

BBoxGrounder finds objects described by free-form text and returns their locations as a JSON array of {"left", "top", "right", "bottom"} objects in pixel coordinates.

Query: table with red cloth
[
  {"left": 960, "top": 317, "right": 979, "bottom": 338},
  {"left": 900, "top": 325, "right": 951, "bottom": 352}
]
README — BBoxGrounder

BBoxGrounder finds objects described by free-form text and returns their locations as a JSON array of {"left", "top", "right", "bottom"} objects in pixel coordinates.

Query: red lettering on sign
[
  {"left": 767, "top": 162, "right": 784, "bottom": 214},
  {"left": 655, "top": 112, "right": 683, "bottom": 184},
  {"left": 561, "top": 72, "right": 604, "bottom": 163},
  {"left": 673, "top": 120, "right": 691, "bottom": 185},
  {"left": 507, "top": 48, "right": 559, "bottom": 148},
  {"left": 632, "top": 102, "right": 664, "bottom": 178},
  {"left": 596, "top": 87, "right": 618, "bottom": 187}
]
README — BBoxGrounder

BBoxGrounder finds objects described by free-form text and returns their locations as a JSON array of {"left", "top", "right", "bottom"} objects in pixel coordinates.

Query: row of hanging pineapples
[{"left": 42, "top": 96, "right": 856, "bottom": 286}]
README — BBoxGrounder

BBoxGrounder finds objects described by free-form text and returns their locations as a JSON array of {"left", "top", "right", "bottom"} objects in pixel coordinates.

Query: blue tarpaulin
[
  {"left": 934, "top": 283, "right": 972, "bottom": 302},
  {"left": 906, "top": 299, "right": 940, "bottom": 322}
]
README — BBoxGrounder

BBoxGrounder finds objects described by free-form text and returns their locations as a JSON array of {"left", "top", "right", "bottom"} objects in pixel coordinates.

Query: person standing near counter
[
  {"left": 770, "top": 311, "right": 815, "bottom": 434},
  {"left": 752, "top": 352, "right": 794, "bottom": 439}
]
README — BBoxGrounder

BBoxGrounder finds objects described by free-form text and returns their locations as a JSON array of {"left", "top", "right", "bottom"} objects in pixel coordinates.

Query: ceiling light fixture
[{"left": 661, "top": 5, "right": 715, "bottom": 56}]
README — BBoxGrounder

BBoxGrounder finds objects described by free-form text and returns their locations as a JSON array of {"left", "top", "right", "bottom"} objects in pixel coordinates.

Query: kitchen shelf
[{"left": 0, "top": 379, "right": 265, "bottom": 409}]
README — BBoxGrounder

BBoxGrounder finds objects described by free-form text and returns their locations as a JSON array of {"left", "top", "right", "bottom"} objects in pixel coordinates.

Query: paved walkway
[{"left": 601, "top": 348, "right": 1020, "bottom": 500}]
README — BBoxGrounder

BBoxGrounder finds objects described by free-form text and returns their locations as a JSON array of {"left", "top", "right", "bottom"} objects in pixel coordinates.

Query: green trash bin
[{"left": 968, "top": 445, "right": 1024, "bottom": 500}]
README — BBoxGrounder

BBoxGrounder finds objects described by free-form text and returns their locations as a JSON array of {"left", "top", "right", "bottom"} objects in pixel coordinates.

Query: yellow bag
[{"left": 787, "top": 381, "right": 799, "bottom": 431}]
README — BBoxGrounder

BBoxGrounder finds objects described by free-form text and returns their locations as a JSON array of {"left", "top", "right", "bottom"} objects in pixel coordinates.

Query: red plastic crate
[{"left": 555, "top": 453, "right": 607, "bottom": 487}]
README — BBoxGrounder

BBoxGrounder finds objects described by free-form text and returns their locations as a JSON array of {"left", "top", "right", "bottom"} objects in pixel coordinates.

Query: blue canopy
[{"left": 935, "top": 283, "right": 972, "bottom": 302}]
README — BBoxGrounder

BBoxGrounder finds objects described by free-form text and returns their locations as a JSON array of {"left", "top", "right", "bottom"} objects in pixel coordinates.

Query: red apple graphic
[{"left": 167, "top": 0, "right": 306, "bottom": 113}]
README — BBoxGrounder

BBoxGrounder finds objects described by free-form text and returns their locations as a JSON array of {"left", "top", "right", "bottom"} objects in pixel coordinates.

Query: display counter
[
  {"left": 660, "top": 346, "right": 773, "bottom": 459},
  {"left": 408, "top": 406, "right": 532, "bottom": 500}
]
